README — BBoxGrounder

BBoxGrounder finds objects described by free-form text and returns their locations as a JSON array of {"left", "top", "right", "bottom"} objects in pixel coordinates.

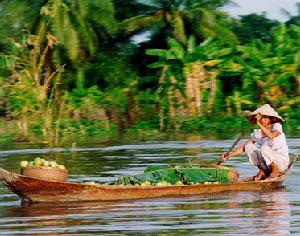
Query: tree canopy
[{"left": 0, "top": 0, "right": 299, "bottom": 145}]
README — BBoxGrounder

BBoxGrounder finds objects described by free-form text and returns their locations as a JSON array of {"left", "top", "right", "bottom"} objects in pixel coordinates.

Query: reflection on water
[
  {"left": 0, "top": 139, "right": 299, "bottom": 235},
  {"left": 256, "top": 191, "right": 290, "bottom": 235}
]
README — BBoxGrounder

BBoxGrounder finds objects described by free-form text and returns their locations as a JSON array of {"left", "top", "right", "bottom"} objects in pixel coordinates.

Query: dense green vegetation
[{"left": 0, "top": 0, "right": 299, "bottom": 146}]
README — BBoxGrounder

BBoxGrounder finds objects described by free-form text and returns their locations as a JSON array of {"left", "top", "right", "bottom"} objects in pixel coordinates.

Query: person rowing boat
[{"left": 219, "top": 104, "right": 289, "bottom": 181}]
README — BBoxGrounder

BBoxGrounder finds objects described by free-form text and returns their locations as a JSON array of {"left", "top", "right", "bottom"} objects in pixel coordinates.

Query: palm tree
[
  {"left": 119, "top": 0, "right": 238, "bottom": 45},
  {"left": 237, "top": 24, "right": 300, "bottom": 108},
  {"left": 35, "top": 0, "right": 116, "bottom": 63}
]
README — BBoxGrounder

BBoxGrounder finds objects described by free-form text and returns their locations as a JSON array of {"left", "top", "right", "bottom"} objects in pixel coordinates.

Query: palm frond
[
  {"left": 86, "top": 0, "right": 117, "bottom": 34},
  {"left": 72, "top": 7, "right": 96, "bottom": 55},
  {"left": 171, "top": 11, "right": 187, "bottom": 45},
  {"left": 119, "top": 15, "right": 163, "bottom": 34},
  {"left": 64, "top": 12, "right": 80, "bottom": 61},
  {"left": 187, "top": 7, "right": 216, "bottom": 26},
  {"left": 167, "top": 37, "right": 185, "bottom": 59},
  {"left": 185, "top": 8, "right": 238, "bottom": 44},
  {"left": 187, "top": 35, "right": 196, "bottom": 53},
  {"left": 185, "top": 0, "right": 235, "bottom": 9}
]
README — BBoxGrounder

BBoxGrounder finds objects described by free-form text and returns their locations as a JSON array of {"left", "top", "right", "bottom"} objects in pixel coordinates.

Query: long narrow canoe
[{"left": 0, "top": 156, "right": 296, "bottom": 203}]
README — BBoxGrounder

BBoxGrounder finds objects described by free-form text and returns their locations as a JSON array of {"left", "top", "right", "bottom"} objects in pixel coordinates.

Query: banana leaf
[{"left": 113, "top": 167, "right": 231, "bottom": 185}]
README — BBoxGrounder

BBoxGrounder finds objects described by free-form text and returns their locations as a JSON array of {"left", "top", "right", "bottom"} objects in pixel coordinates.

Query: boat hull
[
  {"left": 3, "top": 173, "right": 284, "bottom": 203},
  {"left": 0, "top": 156, "right": 296, "bottom": 203}
]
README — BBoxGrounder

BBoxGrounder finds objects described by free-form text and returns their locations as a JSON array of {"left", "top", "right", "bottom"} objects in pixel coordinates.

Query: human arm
[
  {"left": 256, "top": 114, "right": 281, "bottom": 139},
  {"left": 219, "top": 139, "right": 253, "bottom": 162}
]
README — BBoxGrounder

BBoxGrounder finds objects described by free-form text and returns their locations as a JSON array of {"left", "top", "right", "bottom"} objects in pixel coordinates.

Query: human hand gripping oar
[{"left": 217, "top": 120, "right": 255, "bottom": 165}]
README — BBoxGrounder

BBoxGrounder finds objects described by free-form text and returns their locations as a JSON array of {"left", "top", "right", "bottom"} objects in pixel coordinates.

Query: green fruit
[
  {"left": 175, "top": 181, "right": 183, "bottom": 185},
  {"left": 20, "top": 161, "right": 28, "bottom": 168},
  {"left": 57, "top": 165, "right": 66, "bottom": 170},
  {"left": 156, "top": 180, "right": 169, "bottom": 187},
  {"left": 42, "top": 160, "right": 49, "bottom": 167},
  {"left": 34, "top": 158, "right": 43, "bottom": 166},
  {"left": 28, "top": 161, "right": 35, "bottom": 167},
  {"left": 49, "top": 161, "right": 57, "bottom": 167},
  {"left": 84, "top": 181, "right": 96, "bottom": 185},
  {"left": 140, "top": 181, "right": 152, "bottom": 187}
]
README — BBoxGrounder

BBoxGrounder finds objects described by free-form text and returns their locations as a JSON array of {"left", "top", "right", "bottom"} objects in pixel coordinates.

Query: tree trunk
[
  {"left": 208, "top": 71, "right": 217, "bottom": 115},
  {"left": 193, "top": 63, "right": 204, "bottom": 115},
  {"left": 185, "top": 72, "right": 195, "bottom": 116},
  {"left": 296, "top": 75, "right": 300, "bottom": 96},
  {"left": 159, "top": 106, "right": 164, "bottom": 131},
  {"left": 17, "top": 116, "right": 29, "bottom": 140},
  {"left": 233, "top": 92, "right": 242, "bottom": 115},
  {"left": 226, "top": 97, "right": 232, "bottom": 116},
  {"left": 167, "top": 88, "right": 175, "bottom": 119},
  {"left": 185, "top": 63, "right": 201, "bottom": 116},
  {"left": 170, "top": 75, "right": 186, "bottom": 116}
]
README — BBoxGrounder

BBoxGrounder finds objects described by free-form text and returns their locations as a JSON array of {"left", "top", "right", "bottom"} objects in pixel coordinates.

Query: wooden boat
[{"left": 0, "top": 155, "right": 296, "bottom": 203}]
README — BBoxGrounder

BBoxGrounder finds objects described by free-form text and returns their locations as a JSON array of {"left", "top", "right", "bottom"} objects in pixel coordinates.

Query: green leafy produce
[
  {"left": 178, "top": 168, "right": 230, "bottom": 184},
  {"left": 111, "top": 166, "right": 231, "bottom": 186}
]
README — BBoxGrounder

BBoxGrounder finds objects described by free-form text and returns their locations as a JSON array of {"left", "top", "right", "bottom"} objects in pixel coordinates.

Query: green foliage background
[{"left": 0, "top": 0, "right": 299, "bottom": 146}]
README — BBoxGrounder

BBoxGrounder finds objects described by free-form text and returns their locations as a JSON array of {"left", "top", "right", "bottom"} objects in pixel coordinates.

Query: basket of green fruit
[{"left": 20, "top": 158, "right": 68, "bottom": 182}]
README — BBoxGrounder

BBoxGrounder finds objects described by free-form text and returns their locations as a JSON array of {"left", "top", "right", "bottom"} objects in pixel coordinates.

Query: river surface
[{"left": 0, "top": 138, "right": 299, "bottom": 235}]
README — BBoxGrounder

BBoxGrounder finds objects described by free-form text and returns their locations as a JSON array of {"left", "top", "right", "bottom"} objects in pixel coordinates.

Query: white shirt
[{"left": 250, "top": 123, "right": 289, "bottom": 157}]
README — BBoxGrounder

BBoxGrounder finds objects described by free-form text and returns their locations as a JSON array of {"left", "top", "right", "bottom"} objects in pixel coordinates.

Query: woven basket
[{"left": 21, "top": 166, "right": 68, "bottom": 182}]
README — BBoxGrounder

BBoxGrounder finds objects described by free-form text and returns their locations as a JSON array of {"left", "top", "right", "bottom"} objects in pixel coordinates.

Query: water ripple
[{"left": 0, "top": 139, "right": 299, "bottom": 235}]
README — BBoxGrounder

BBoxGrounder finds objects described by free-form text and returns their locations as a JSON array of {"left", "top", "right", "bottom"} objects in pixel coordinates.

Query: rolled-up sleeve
[
  {"left": 272, "top": 123, "right": 283, "bottom": 133},
  {"left": 250, "top": 129, "right": 262, "bottom": 143}
]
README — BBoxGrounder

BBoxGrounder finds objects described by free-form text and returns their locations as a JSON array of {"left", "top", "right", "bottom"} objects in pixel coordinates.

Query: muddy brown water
[{"left": 0, "top": 139, "right": 299, "bottom": 235}]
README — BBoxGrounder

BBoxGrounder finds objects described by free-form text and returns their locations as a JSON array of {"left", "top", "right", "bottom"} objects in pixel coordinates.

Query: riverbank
[{"left": 0, "top": 115, "right": 299, "bottom": 149}]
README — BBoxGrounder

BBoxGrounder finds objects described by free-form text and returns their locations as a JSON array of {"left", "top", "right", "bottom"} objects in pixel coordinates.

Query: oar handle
[{"left": 217, "top": 121, "right": 255, "bottom": 165}]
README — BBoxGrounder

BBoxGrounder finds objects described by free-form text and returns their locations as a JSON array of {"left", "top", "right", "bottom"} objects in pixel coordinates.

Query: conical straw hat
[{"left": 246, "top": 104, "right": 284, "bottom": 122}]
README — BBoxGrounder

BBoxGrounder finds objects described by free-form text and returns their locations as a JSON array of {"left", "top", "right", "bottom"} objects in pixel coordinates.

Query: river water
[{"left": 0, "top": 139, "right": 299, "bottom": 235}]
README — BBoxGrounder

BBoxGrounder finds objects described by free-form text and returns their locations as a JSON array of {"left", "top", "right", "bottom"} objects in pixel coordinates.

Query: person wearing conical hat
[{"left": 219, "top": 104, "right": 289, "bottom": 181}]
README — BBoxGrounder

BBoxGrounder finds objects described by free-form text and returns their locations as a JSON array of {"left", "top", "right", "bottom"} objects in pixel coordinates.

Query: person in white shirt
[{"left": 219, "top": 104, "right": 289, "bottom": 181}]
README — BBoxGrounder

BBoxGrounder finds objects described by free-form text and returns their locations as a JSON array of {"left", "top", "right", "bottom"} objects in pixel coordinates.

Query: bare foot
[
  {"left": 265, "top": 162, "right": 280, "bottom": 180},
  {"left": 253, "top": 169, "right": 266, "bottom": 181},
  {"left": 265, "top": 172, "right": 280, "bottom": 180}
]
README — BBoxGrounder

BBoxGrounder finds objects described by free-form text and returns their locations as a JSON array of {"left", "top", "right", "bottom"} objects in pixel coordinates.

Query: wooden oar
[{"left": 217, "top": 121, "right": 255, "bottom": 165}]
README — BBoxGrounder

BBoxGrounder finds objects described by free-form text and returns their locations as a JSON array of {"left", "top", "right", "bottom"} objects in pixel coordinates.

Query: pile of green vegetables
[{"left": 83, "top": 165, "right": 231, "bottom": 187}]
